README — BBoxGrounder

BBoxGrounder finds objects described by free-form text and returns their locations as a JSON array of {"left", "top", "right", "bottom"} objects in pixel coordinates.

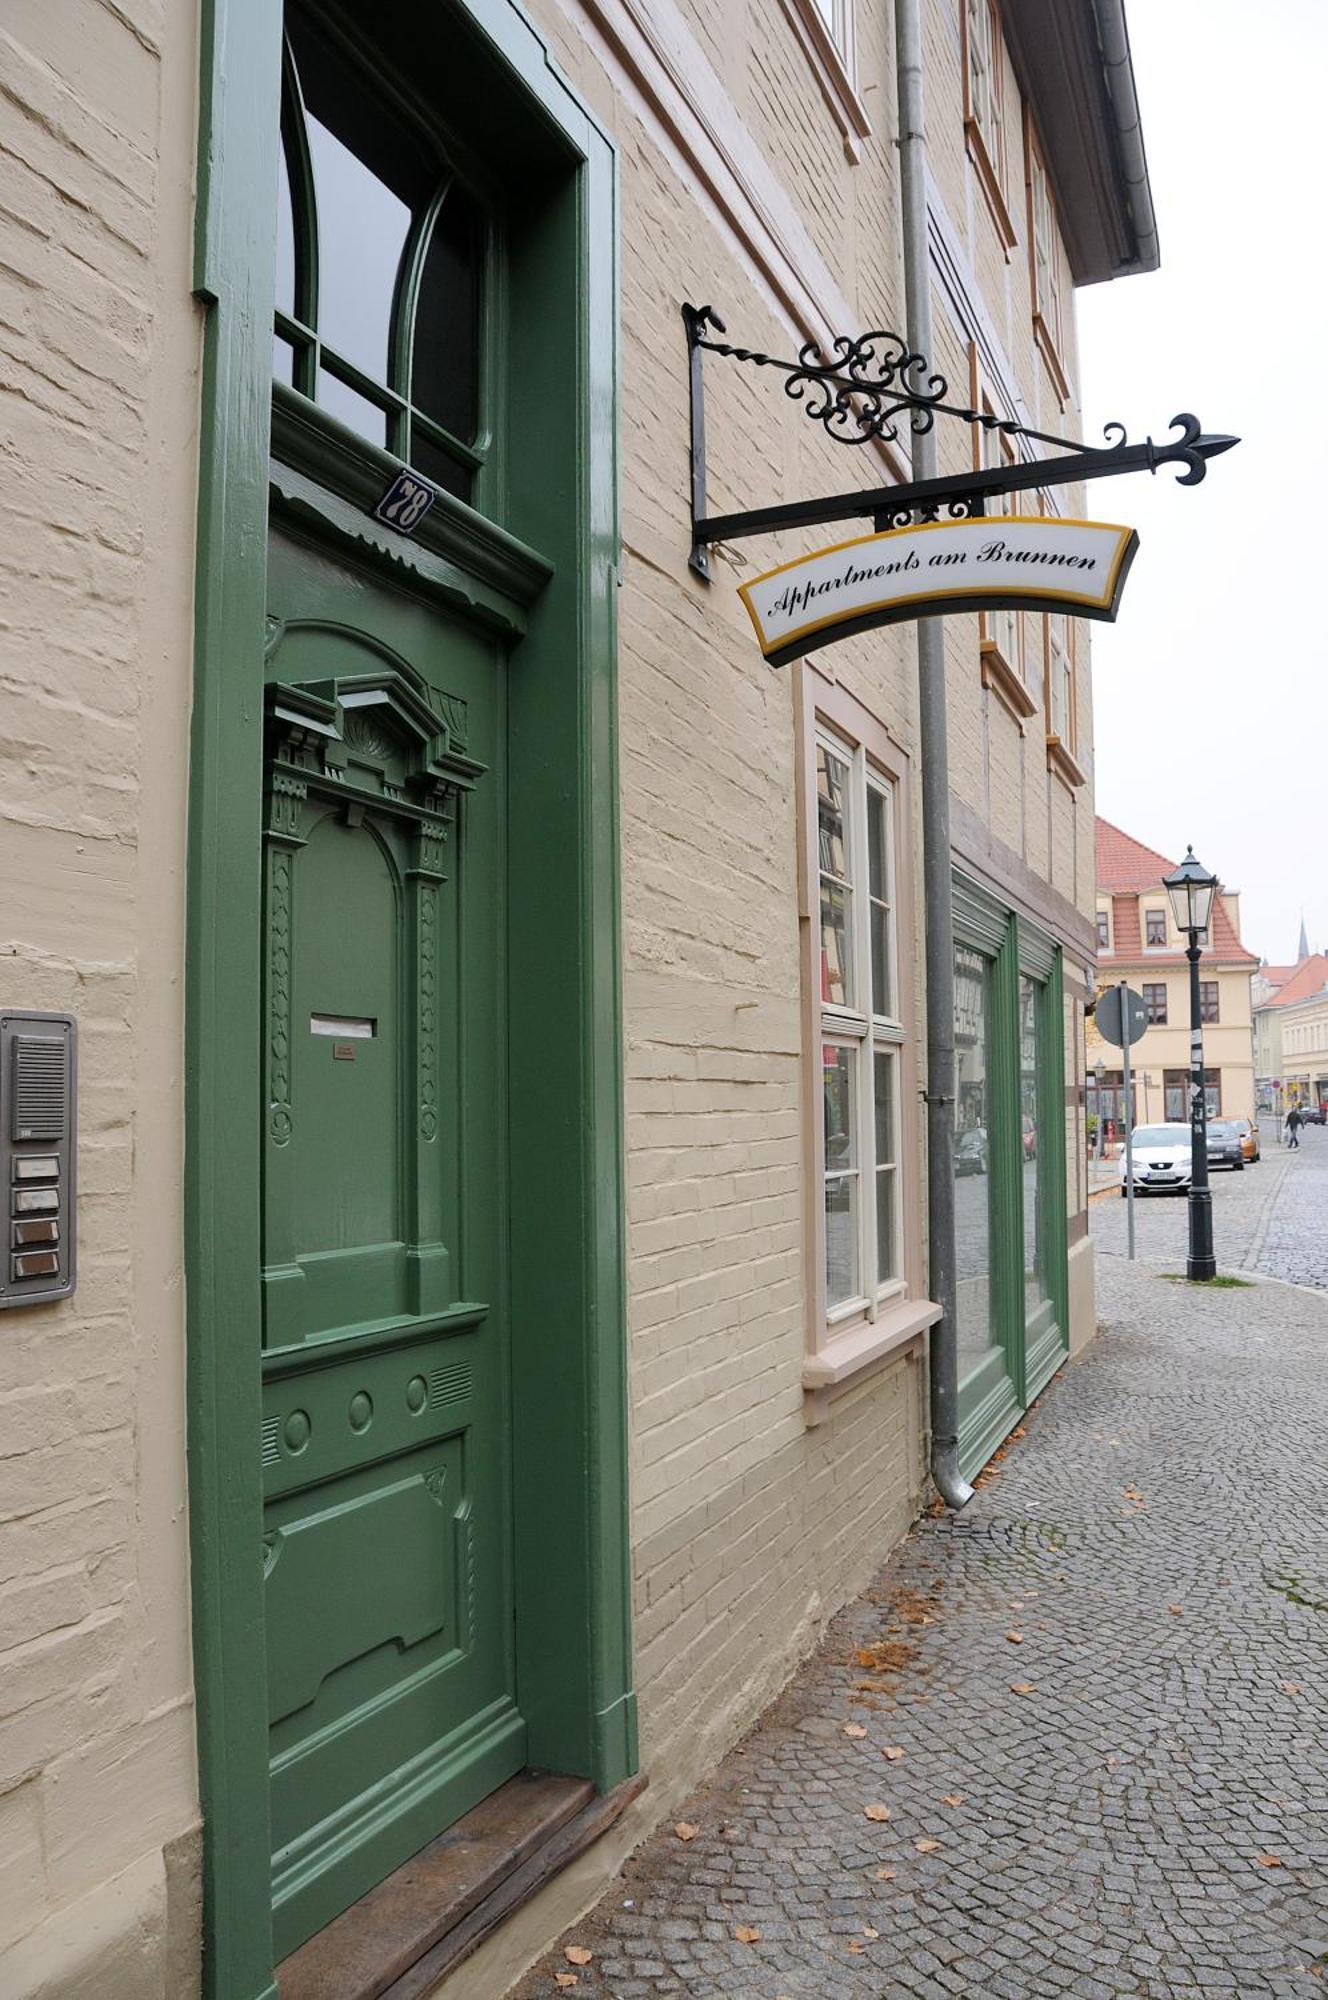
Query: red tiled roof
[
  {"left": 1094, "top": 816, "right": 1257, "bottom": 966},
  {"left": 1096, "top": 817, "right": 1175, "bottom": 893},
  {"left": 1267, "top": 954, "right": 1328, "bottom": 1009},
  {"left": 1263, "top": 965, "right": 1297, "bottom": 985}
]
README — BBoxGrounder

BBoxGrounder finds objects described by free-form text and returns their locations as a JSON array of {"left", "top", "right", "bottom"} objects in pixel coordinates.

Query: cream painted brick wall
[
  {"left": 3, "top": 0, "right": 1103, "bottom": 1988},
  {"left": 530, "top": 0, "right": 1097, "bottom": 1836},
  {"left": 0, "top": 2, "right": 201, "bottom": 1992}
]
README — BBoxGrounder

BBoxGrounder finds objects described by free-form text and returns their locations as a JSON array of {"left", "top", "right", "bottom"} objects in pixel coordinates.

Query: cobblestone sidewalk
[{"left": 512, "top": 1255, "right": 1328, "bottom": 1999}]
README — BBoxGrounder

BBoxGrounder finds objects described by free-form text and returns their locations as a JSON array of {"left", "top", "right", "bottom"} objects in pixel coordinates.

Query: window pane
[
  {"left": 866, "top": 785, "right": 886, "bottom": 901},
  {"left": 824, "top": 1044, "right": 855, "bottom": 1172},
  {"left": 817, "top": 745, "right": 850, "bottom": 879},
  {"left": 875, "top": 1167, "right": 897, "bottom": 1286},
  {"left": 1021, "top": 975, "right": 1049, "bottom": 1311},
  {"left": 869, "top": 906, "right": 892, "bottom": 1020},
  {"left": 275, "top": 130, "right": 296, "bottom": 320},
  {"left": 820, "top": 880, "right": 851, "bottom": 1008},
  {"left": 307, "top": 111, "right": 412, "bottom": 386},
  {"left": 873, "top": 1050, "right": 895, "bottom": 1166},
  {"left": 825, "top": 1176, "right": 858, "bottom": 1308},
  {"left": 953, "top": 943, "right": 997, "bottom": 1380},
  {"left": 817, "top": 746, "right": 853, "bottom": 1007},
  {"left": 316, "top": 367, "right": 389, "bottom": 447},
  {"left": 273, "top": 330, "right": 295, "bottom": 384},
  {"left": 867, "top": 785, "right": 893, "bottom": 1018},
  {"left": 410, "top": 428, "right": 474, "bottom": 505},
  {"left": 823, "top": 1044, "right": 858, "bottom": 1307},
  {"left": 413, "top": 184, "right": 483, "bottom": 445}
]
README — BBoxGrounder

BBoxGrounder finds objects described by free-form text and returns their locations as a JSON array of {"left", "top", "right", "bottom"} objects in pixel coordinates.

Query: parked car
[
  {"left": 1121, "top": 1123, "right": 1191, "bottom": 1195},
  {"left": 955, "top": 1127, "right": 988, "bottom": 1175},
  {"left": 1204, "top": 1120, "right": 1246, "bottom": 1171},
  {"left": 1302, "top": 1102, "right": 1327, "bottom": 1126},
  {"left": 1231, "top": 1117, "right": 1260, "bottom": 1163}
]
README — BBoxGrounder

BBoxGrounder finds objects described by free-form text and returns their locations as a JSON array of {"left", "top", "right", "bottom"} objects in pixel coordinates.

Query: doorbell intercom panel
[{"left": 0, "top": 1011, "right": 76, "bottom": 1308}]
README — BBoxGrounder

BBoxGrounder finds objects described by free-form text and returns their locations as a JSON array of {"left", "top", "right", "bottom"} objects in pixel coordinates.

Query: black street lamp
[{"left": 1163, "top": 846, "right": 1220, "bottom": 1281}]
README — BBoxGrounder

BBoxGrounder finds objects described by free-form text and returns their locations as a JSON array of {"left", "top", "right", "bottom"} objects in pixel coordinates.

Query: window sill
[
  {"left": 980, "top": 642, "right": 1037, "bottom": 730},
  {"left": 965, "top": 122, "right": 1016, "bottom": 253},
  {"left": 803, "top": 1294, "right": 941, "bottom": 1426},
  {"left": 1033, "top": 312, "right": 1071, "bottom": 407},
  {"left": 776, "top": 0, "right": 871, "bottom": 162},
  {"left": 1046, "top": 733, "right": 1086, "bottom": 791}
]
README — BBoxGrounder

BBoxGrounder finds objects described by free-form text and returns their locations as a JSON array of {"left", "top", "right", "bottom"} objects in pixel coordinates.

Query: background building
[
  {"left": 1090, "top": 818, "right": 1257, "bottom": 1130},
  {"left": 1254, "top": 953, "right": 1328, "bottom": 1117},
  {"left": 0, "top": 4, "right": 1154, "bottom": 1996}
]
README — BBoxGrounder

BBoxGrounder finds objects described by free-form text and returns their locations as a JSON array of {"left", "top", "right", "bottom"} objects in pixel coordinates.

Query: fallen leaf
[
  {"left": 915, "top": 1838, "right": 941, "bottom": 1853},
  {"left": 564, "top": 1945, "right": 593, "bottom": 1967},
  {"left": 734, "top": 1924, "right": 761, "bottom": 1943},
  {"left": 882, "top": 1745, "right": 905, "bottom": 1761},
  {"left": 862, "top": 1926, "right": 880, "bottom": 1939},
  {"left": 554, "top": 1979, "right": 579, "bottom": 1993},
  {"left": 1167, "top": 1604, "right": 1184, "bottom": 1616},
  {"left": 1283, "top": 1682, "right": 1302, "bottom": 1695},
  {"left": 1010, "top": 1600, "right": 1024, "bottom": 1611},
  {"left": 1255, "top": 1855, "right": 1284, "bottom": 1868},
  {"left": 873, "top": 1866, "right": 896, "bottom": 1881},
  {"left": 1010, "top": 1682, "right": 1037, "bottom": 1695},
  {"left": 942, "top": 1793, "right": 964, "bottom": 1806},
  {"left": 846, "top": 1939, "right": 865, "bottom": 1954},
  {"left": 855, "top": 1641, "right": 914, "bottom": 1672},
  {"left": 1006, "top": 1630, "right": 1024, "bottom": 1644},
  {"left": 1106, "top": 1755, "right": 1120, "bottom": 1769},
  {"left": 673, "top": 1821, "right": 700, "bottom": 1841},
  {"left": 864, "top": 1803, "right": 892, "bottom": 1822},
  {"left": 843, "top": 1723, "right": 869, "bottom": 1739}
]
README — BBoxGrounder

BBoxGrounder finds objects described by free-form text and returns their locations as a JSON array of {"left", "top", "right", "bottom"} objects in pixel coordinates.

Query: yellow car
[{"left": 1231, "top": 1117, "right": 1260, "bottom": 1163}]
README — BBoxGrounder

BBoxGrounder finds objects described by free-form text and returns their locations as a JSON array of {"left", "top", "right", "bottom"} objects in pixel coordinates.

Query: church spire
[{"left": 1298, "top": 912, "right": 1310, "bottom": 961}]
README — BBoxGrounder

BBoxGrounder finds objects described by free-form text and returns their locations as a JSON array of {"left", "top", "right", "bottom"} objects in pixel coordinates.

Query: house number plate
[{"left": 373, "top": 469, "right": 438, "bottom": 537}]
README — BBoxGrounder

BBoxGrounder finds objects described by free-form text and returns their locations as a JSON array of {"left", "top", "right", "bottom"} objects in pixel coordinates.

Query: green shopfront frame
[
  {"left": 187, "top": 4, "right": 632, "bottom": 1994},
  {"left": 952, "top": 874, "right": 1069, "bottom": 1478}
]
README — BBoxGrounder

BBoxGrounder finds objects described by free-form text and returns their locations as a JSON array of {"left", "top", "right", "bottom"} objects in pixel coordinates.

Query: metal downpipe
[{"left": 895, "top": 0, "right": 974, "bottom": 1511}]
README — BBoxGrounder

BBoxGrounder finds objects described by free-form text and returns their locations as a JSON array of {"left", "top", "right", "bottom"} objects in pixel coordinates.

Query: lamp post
[{"left": 1163, "top": 847, "right": 1219, "bottom": 1281}]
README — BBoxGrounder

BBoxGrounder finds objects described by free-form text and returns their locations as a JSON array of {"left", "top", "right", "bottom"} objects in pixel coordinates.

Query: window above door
[{"left": 274, "top": 9, "right": 492, "bottom": 506}]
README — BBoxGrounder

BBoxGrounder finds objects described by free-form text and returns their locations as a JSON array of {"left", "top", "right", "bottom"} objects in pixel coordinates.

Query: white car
[{"left": 1121, "top": 1122, "right": 1192, "bottom": 1196}]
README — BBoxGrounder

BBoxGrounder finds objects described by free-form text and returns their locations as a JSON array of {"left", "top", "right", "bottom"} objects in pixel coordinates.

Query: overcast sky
[{"left": 1077, "top": 0, "right": 1327, "bottom": 965}]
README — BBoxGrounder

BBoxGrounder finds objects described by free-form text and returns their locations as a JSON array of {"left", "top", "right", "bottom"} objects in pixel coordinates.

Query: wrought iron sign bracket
[{"left": 683, "top": 302, "right": 1238, "bottom": 580}]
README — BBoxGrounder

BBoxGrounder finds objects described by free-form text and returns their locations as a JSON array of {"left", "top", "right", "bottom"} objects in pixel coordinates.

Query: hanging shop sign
[
  {"left": 680, "top": 305, "right": 1237, "bottom": 630},
  {"left": 738, "top": 514, "right": 1137, "bottom": 667}
]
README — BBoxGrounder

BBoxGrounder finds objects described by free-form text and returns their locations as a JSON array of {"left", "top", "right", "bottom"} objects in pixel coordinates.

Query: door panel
[{"left": 260, "top": 525, "right": 521, "bottom": 1956}]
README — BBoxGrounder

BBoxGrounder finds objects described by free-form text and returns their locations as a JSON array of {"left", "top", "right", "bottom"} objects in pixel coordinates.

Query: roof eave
[{"left": 1002, "top": 0, "right": 1159, "bottom": 286}]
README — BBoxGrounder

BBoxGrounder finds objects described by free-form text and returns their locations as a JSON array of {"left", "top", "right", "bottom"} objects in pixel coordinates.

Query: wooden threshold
[{"left": 276, "top": 1768, "right": 647, "bottom": 2000}]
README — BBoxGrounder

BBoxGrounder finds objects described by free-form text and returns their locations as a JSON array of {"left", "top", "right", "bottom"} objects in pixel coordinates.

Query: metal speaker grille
[{"left": 12, "top": 1036, "right": 67, "bottom": 1141}]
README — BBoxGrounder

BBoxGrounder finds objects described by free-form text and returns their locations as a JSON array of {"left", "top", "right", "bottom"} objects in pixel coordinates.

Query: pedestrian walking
[{"left": 1286, "top": 1104, "right": 1303, "bottom": 1149}]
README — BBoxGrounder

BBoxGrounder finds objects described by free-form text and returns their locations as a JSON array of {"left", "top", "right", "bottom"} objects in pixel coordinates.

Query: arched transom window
[{"left": 274, "top": 10, "right": 489, "bottom": 503}]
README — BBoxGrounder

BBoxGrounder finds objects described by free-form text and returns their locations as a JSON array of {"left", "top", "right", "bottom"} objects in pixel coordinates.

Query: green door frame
[
  {"left": 953, "top": 874, "right": 1069, "bottom": 1478},
  {"left": 188, "top": 6, "right": 632, "bottom": 1997}
]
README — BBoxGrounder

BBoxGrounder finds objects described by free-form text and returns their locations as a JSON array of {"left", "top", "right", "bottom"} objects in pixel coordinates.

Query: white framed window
[
  {"left": 776, "top": 0, "right": 869, "bottom": 161},
  {"left": 1026, "top": 117, "right": 1069, "bottom": 397},
  {"left": 980, "top": 403, "right": 1021, "bottom": 676},
  {"left": 963, "top": 0, "right": 1015, "bottom": 248},
  {"left": 966, "top": 0, "right": 1003, "bottom": 181},
  {"left": 1047, "top": 608, "right": 1073, "bottom": 744},
  {"left": 816, "top": 727, "right": 904, "bottom": 1321},
  {"left": 809, "top": 0, "right": 851, "bottom": 52}
]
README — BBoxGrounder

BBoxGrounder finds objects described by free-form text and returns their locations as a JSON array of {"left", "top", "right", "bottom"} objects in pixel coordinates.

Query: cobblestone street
[
  {"left": 511, "top": 1245, "right": 1328, "bottom": 1999},
  {"left": 1089, "top": 1119, "right": 1328, "bottom": 1291}
]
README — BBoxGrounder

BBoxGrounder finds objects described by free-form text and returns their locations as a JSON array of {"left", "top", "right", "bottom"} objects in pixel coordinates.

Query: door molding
[{"left": 188, "top": 6, "right": 630, "bottom": 1995}]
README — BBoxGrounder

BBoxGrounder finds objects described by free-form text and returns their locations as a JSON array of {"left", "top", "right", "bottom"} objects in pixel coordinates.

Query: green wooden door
[{"left": 259, "top": 525, "right": 523, "bottom": 1956}]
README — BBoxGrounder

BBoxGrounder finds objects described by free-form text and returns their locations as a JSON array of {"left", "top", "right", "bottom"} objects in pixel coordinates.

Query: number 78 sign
[{"left": 373, "top": 469, "right": 438, "bottom": 537}]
